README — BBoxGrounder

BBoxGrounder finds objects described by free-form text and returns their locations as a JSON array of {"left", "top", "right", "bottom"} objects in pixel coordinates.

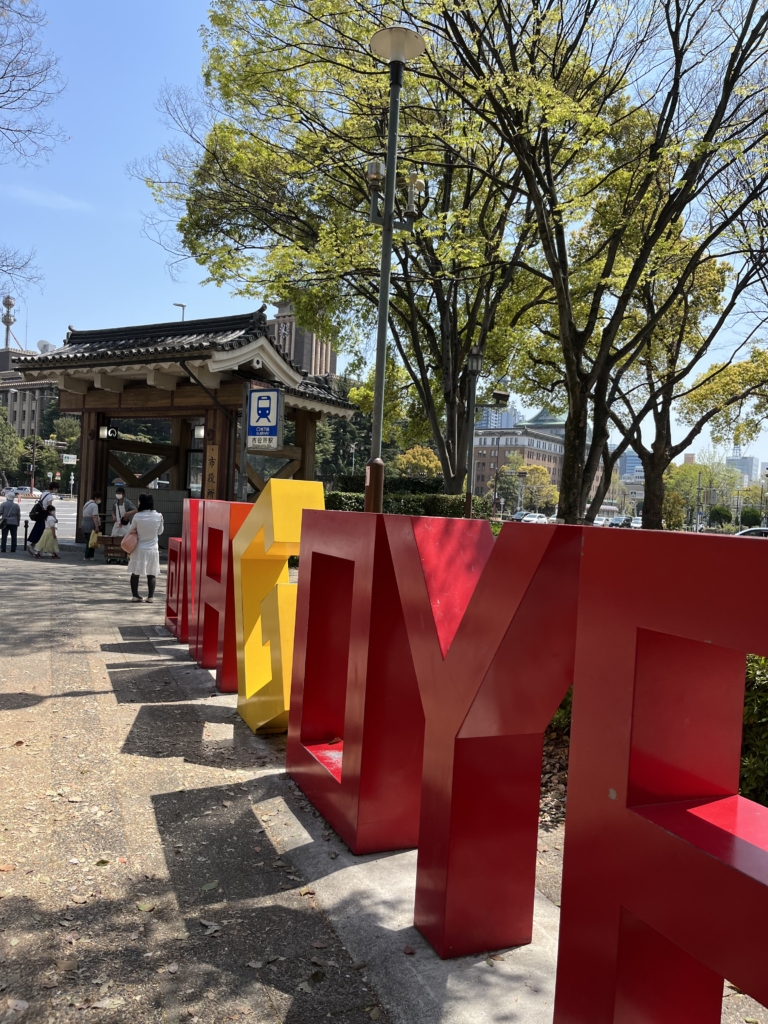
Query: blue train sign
[{"left": 247, "top": 387, "right": 283, "bottom": 450}]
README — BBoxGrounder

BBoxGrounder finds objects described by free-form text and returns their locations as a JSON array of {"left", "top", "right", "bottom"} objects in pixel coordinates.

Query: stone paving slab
[{"left": 0, "top": 549, "right": 764, "bottom": 1024}]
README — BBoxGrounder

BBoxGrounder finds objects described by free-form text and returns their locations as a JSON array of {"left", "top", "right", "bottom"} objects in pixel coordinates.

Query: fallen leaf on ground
[
  {"left": 201, "top": 880, "right": 219, "bottom": 891},
  {"left": 41, "top": 980, "right": 58, "bottom": 989},
  {"left": 370, "top": 1009, "right": 381, "bottom": 1021},
  {"left": 117, "top": 857, "right": 127, "bottom": 865},
  {"left": 403, "top": 946, "right": 415, "bottom": 955},
  {"left": 310, "top": 969, "right": 325, "bottom": 983},
  {"left": 8, "top": 939, "right": 18, "bottom": 947},
  {"left": 351, "top": 963, "right": 367, "bottom": 971},
  {"left": 490, "top": 955, "right": 505, "bottom": 962},
  {"left": 91, "top": 997, "right": 124, "bottom": 1010},
  {"left": 136, "top": 902, "right": 155, "bottom": 913},
  {"left": 167, "top": 963, "right": 179, "bottom": 974},
  {"left": 296, "top": 981, "right": 312, "bottom": 994},
  {"left": 253, "top": 846, "right": 262, "bottom": 853},
  {"left": 56, "top": 959, "right": 78, "bottom": 972},
  {"left": 199, "top": 920, "right": 220, "bottom": 936},
  {"left": 95, "top": 858, "right": 110, "bottom": 867},
  {"left": 0, "top": 866, "right": 15, "bottom": 873},
  {"left": 265, "top": 955, "right": 279, "bottom": 964},
  {"left": 7, "top": 999, "right": 28, "bottom": 1011},
  {"left": 13, "top": 740, "right": 24, "bottom": 747},
  {"left": 71, "top": 896, "right": 88, "bottom": 905},
  {"left": 68, "top": 797, "right": 82, "bottom": 803},
  {"left": 485, "top": 957, "right": 495, "bottom": 967},
  {"left": 222, "top": 801, "right": 232, "bottom": 807},
  {"left": 246, "top": 961, "right": 263, "bottom": 970},
  {"left": 311, "top": 941, "right": 327, "bottom": 949}
]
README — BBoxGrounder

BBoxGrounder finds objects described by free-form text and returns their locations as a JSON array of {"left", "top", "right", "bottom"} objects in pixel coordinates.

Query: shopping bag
[{"left": 88, "top": 530, "right": 100, "bottom": 549}]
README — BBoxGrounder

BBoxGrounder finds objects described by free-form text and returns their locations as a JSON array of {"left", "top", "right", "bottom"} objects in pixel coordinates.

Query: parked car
[
  {"left": 735, "top": 527, "right": 768, "bottom": 538},
  {"left": 14, "top": 486, "right": 42, "bottom": 498},
  {"left": 631, "top": 517, "right": 642, "bottom": 529},
  {"left": 522, "top": 512, "right": 549, "bottom": 524},
  {"left": 609, "top": 515, "right": 633, "bottom": 528},
  {"left": 593, "top": 516, "right": 608, "bottom": 527},
  {"left": 509, "top": 510, "right": 529, "bottom": 522}
]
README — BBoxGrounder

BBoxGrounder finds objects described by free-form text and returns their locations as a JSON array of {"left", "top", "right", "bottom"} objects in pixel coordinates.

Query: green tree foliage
[
  {"left": 394, "top": 445, "right": 441, "bottom": 479},
  {"left": 138, "top": 0, "right": 551, "bottom": 493},
  {"left": 20, "top": 434, "right": 60, "bottom": 486},
  {"left": 742, "top": 657, "right": 768, "bottom": 806},
  {"left": 0, "top": 406, "right": 23, "bottom": 486},
  {"left": 52, "top": 415, "right": 80, "bottom": 451},
  {"left": 661, "top": 490, "right": 685, "bottom": 531},
  {"left": 740, "top": 507, "right": 762, "bottom": 529},
  {"left": 708, "top": 504, "right": 732, "bottom": 527}
]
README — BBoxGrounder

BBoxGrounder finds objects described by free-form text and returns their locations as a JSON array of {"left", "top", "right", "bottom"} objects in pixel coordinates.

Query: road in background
[{"left": 15, "top": 496, "right": 78, "bottom": 543}]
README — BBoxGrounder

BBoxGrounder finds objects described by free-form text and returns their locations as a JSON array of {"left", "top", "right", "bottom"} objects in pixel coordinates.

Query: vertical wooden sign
[{"left": 205, "top": 444, "right": 219, "bottom": 500}]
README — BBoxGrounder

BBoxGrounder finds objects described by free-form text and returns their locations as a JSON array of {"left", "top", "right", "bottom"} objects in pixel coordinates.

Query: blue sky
[
  {"left": 3, "top": 0, "right": 257, "bottom": 350},
  {"left": 3, "top": 1, "right": 765, "bottom": 466}
]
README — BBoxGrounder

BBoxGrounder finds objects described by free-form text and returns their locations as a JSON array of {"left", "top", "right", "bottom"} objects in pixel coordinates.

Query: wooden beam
[
  {"left": 191, "top": 365, "right": 221, "bottom": 390},
  {"left": 56, "top": 375, "right": 89, "bottom": 394},
  {"left": 234, "top": 455, "right": 267, "bottom": 498},
  {"left": 93, "top": 373, "right": 124, "bottom": 393},
  {"left": 107, "top": 439, "right": 180, "bottom": 458},
  {"left": 146, "top": 369, "right": 179, "bottom": 391},
  {"left": 108, "top": 451, "right": 140, "bottom": 484},
  {"left": 134, "top": 452, "right": 179, "bottom": 489},
  {"left": 245, "top": 444, "right": 303, "bottom": 461},
  {"left": 273, "top": 459, "right": 302, "bottom": 481}
]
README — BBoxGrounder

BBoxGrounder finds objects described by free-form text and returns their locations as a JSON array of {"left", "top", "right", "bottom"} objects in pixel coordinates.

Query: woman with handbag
[{"left": 122, "top": 493, "right": 164, "bottom": 603}]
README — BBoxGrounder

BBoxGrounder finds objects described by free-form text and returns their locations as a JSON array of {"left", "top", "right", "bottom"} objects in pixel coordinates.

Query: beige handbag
[{"left": 121, "top": 531, "right": 138, "bottom": 554}]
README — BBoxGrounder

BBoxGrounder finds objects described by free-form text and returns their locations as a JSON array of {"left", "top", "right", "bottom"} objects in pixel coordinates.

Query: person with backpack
[
  {"left": 0, "top": 490, "right": 20, "bottom": 553},
  {"left": 34, "top": 504, "right": 60, "bottom": 559},
  {"left": 27, "top": 482, "right": 59, "bottom": 555}
]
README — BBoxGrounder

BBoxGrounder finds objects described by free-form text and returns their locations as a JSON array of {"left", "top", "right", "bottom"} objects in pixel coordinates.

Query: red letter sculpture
[
  {"left": 554, "top": 529, "right": 768, "bottom": 1022},
  {"left": 165, "top": 537, "right": 182, "bottom": 638},
  {"left": 287, "top": 511, "right": 425, "bottom": 854},
  {"left": 180, "top": 498, "right": 202, "bottom": 645},
  {"left": 386, "top": 517, "right": 582, "bottom": 958},
  {"left": 197, "top": 500, "right": 251, "bottom": 690}
]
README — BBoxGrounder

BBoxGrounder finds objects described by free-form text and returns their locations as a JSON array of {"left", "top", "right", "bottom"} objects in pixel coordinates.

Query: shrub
[
  {"left": 742, "top": 656, "right": 768, "bottom": 805},
  {"left": 708, "top": 504, "right": 732, "bottom": 526},
  {"left": 335, "top": 474, "right": 445, "bottom": 494},
  {"left": 740, "top": 506, "right": 762, "bottom": 528},
  {"left": 324, "top": 491, "right": 493, "bottom": 519}
]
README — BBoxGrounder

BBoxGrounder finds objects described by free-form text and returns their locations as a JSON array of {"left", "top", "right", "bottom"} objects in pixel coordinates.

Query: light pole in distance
[
  {"left": 365, "top": 24, "right": 426, "bottom": 513},
  {"left": 173, "top": 303, "right": 186, "bottom": 322}
]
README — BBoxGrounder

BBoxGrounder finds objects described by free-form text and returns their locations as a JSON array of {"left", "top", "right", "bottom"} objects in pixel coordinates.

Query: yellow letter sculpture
[{"left": 232, "top": 478, "right": 325, "bottom": 733}]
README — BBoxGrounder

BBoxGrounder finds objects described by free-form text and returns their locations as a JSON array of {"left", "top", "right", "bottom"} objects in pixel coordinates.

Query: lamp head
[
  {"left": 467, "top": 347, "right": 483, "bottom": 375},
  {"left": 370, "top": 25, "right": 426, "bottom": 63}
]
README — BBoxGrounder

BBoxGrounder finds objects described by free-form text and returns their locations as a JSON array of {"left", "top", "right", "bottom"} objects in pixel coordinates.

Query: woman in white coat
[{"left": 125, "top": 493, "right": 164, "bottom": 603}]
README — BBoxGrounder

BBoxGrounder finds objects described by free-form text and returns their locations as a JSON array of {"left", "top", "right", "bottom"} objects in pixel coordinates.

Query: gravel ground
[{"left": 0, "top": 548, "right": 764, "bottom": 1024}]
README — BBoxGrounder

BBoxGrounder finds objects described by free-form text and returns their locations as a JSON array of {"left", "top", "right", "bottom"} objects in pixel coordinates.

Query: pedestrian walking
[
  {"left": 0, "top": 490, "right": 20, "bottom": 553},
  {"left": 125, "top": 493, "right": 164, "bottom": 603},
  {"left": 110, "top": 486, "right": 137, "bottom": 538},
  {"left": 81, "top": 491, "right": 103, "bottom": 559},
  {"left": 35, "top": 505, "right": 61, "bottom": 559},
  {"left": 28, "top": 482, "right": 59, "bottom": 555}
]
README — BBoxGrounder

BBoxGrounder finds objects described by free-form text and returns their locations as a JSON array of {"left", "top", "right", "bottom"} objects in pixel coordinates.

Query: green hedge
[
  {"left": 325, "top": 491, "right": 493, "bottom": 519},
  {"left": 546, "top": 662, "right": 768, "bottom": 806},
  {"left": 336, "top": 474, "right": 445, "bottom": 494}
]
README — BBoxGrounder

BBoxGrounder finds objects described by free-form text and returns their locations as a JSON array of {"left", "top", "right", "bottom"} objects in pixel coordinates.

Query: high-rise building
[
  {"left": 477, "top": 404, "right": 519, "bottom": 430},
  {"left": 684, "top": 453, "right": 696, "bottom": 464},
  {"left": 619, "top": 450, "right": 644, "bottom": 481},
  {"left": 268, "top": 301, "right": 336, "bottom": 376},
  {"left": 726, "top": 455, "right": 759, "bottom": 482}
]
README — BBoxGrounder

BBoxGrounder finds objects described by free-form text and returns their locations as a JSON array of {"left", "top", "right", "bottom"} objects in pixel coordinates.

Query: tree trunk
[
  {"left": 557, "top": 389, "right": 590, "bottom": 523},
  {"left": 641, "top": 455, "right": 667, "bottom": 530}
]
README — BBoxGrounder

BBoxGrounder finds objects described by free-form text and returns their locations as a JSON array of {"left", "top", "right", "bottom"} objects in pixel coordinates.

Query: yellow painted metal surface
[{"left": 232, "top": 479, "right": 325, "bottom": 733}]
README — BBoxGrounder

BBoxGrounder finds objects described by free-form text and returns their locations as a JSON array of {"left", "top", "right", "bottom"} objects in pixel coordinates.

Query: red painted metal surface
[
  {"left": 165, "top": 537, "right": 182, "bottom": 638},
  {"left": 386, "top": 518, "right": 582, "bottom": 959},
  {"left": 196, "top": 500, "right": 251, "bottom": 689},
  {"left": 179, "top": 499, "right": 201, "bottom": 645},
  {"left": 554, "top": 529, "right": 768, "bottom": 1022},
  {"left": 286, "top": 510, "right": 425, "bottom": 854}
]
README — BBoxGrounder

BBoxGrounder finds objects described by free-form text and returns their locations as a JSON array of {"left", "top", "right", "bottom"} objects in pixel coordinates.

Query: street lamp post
[
  {"left": 365, "top": 25, "right": 426, "bottom": 514},
  {"left": 464, "top": 346, "right": 483, "bottom": 518},
  {"left": 173, "top": 303, "right": 186, "bottom": 322},
  {"left": 517, "top": 468, "right": 528, "bottom": 513},
  {"left": 2, "top": 295, "right": 15, "bottom": 350}
]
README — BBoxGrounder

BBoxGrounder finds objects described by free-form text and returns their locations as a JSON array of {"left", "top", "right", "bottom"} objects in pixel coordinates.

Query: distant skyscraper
[
  {"left": 726, "top": 455, "right": 759, "bottom": 483},
  {"left": 619, "top": 450, "right": 644, "bottom": 481},
  {"left": 683, "top": 453, "right": 696, "bottom": 464},
  {"left": 477, "top": 403, "right": 519, "bottom": 430}
]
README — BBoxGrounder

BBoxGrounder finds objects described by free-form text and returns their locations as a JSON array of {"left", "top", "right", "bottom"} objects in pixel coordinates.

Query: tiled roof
[
  {"left": 13, "top": 310, "right": 293, "bottom": 370},
  {"left": 13, "top": 310, "right": 355, "bottom": 413}
]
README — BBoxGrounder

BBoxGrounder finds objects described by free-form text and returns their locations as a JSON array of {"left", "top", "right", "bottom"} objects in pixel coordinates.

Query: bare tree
[{"left": 0, "top": 0, "right": 63, "bottom": 288}]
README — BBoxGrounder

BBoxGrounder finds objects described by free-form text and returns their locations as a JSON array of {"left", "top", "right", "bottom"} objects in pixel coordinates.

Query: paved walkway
[{"left": 0, "top": 550, "right": 762, "bottom": 1023}]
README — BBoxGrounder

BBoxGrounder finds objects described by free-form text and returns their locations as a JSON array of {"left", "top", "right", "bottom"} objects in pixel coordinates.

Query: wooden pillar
[
  {"left": 203, "top": 407, "right": 232, "bottom": 500},
  {"left": 76, "top": 410, "right": 110, "bottom": 542},
  {"left": 294, "top": 409, "right": 321, "bottom": 480},
  {"left": 169, "top": 417, "right": 191, "bottom": 492}
]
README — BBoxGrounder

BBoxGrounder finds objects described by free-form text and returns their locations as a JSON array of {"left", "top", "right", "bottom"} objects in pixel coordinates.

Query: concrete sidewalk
[{"left": 0, "top": 550, "right": 760, "bottom": 1023}]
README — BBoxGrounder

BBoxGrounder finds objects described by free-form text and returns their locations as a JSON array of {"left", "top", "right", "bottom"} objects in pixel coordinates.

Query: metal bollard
[{"left": 23, "top": 519, "right": 28, "bottom": 551}]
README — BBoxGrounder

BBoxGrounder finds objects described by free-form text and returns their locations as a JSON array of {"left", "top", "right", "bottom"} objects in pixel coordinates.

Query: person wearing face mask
[
  {"left": 81, "top": 491, "right": 103, "bottom": 560},
  {"left": 111, "top": 486, "right": 137, "bottom": 538}
]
